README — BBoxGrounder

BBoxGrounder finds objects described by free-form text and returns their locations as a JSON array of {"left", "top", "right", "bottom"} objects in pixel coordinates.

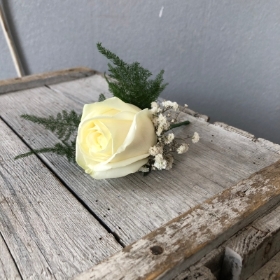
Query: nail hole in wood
[{"left": 150, "top": 245, "right": 164, "bottom": 255}]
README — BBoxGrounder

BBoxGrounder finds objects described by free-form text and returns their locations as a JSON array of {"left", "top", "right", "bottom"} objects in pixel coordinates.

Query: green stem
[{"left": 168, "top": 120, "right": 190, "bottom": 130}]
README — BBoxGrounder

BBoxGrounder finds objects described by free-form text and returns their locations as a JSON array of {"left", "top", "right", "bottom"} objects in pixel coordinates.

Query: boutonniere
[{"left": 16, "top": 43, "right": 199, "bottom": 179}]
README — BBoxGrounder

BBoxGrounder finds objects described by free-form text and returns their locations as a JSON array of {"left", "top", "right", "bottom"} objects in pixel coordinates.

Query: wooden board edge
[
  {"left": 214, "top": 122, "right": 280, "bottom": 155},
  {"left": 213, "top": 122, "right": 256, "bottom": 140},
  {"left": 0, "top": 67, "right": 101, "bottom": 94},
  {"left": 73, "top": 159, "right": 280, "bottom": 280},
  {"left": 178, "top": 105, "right": 209, "bottom": 122}
]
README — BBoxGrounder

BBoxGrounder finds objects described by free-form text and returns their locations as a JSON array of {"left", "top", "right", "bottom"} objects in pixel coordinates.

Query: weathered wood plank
[
  {"left": 0, "top": 233, "right": 21, "bottom": 280},
  {"left": 0, "top": 67, "right": 97, "bottom": 94},
  {"left": 181, "top": 198, "right": 280, "bottom": 279},
  {"left": 0, "top": 120, "right": 122, "bottom": 279},
  {"left": 248, "top": 250, "right": 280, "bottom": 280},
  {"left": 187, "top": 247, "right": 224, "bottom": 279},
  {"left": 74, "top": 160, "right": 280, "bottom": 280},
  {"left": 0, "top": 76, "right": 280, "bottom": 246},
  {"left": 173, "top": 265, "right": 216, "bottom": 280},
  {"left": 220, "top": 203, "right": 280, "bottom": 280}
]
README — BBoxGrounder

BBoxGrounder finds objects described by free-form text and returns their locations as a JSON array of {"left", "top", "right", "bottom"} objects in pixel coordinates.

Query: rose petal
[{"left": 89, "top": 158, "right": 148, "bottom": 179}]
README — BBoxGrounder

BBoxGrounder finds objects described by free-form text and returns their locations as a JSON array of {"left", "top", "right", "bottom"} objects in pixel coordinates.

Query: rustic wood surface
[
  {"left": 74, "top": 160, "right": 280, "bottom": 280},
  {"left": 1, "top": 70, "right": 280, "bottom": 279},
  {"left": 248, "top": 250, "right": 280, "bottom": 280},
  {"left": 0, "top": 119, "right": 121, "bottom": 279},
  {"left": 0, "top": 67, "right": 97, "bottom": 94},
  {"left": 0, "top": 233, "right": 21, "bottom": 280},
  {"left": 221, "top": 203, "right": 280, "bottom": 279},
  {"left": 1, "top": 74, "right": 279, "bottom": 246},
  {"left": 173, "top": 265, "right": 216, "bottom": 280}
]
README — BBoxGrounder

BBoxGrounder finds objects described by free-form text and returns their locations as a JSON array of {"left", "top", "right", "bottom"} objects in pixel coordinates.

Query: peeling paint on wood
[{"left": 73, "top": 161, "right": 280, "bottom": 280}]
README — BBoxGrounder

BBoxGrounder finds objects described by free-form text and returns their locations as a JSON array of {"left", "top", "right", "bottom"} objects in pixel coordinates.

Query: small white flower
[
  {"left": 164, "top": 133, "right": 175, "bottom": 144},
  {"left": 139, "top": 166, "right": 150, "bottom": 173},
  {"left": 150, "top": 102, "right": 158, "bottom": 114},
  {"left": 184, "top": 104, "right": 188, "bottom": 107},
  {"left": 149, "top": 145, "right": 163, "bottom": 156},
  {"left": 192, "top": 132, "right": 200, "bottom": 143},
  {"left": 158, "top": 113, "right": 167, "bottom": 126},
  {"left": 162, "top": 100, "right": 178, "bottom": 110},
  {"left": 177, "top": 143, "right": 189, "bottom": 154},
  {"left": 156, "top": 126, "right": 163, "bottom": 136},
  {"left": 154, "top": 154, "right": 167, "bottom": 170}
]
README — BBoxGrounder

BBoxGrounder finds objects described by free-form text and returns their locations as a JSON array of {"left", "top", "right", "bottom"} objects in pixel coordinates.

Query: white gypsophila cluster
[
  {"left": 139, "top": 100, "right": 200, "bottom": 175},
  {"left": 177, "top": 143, "right": 189, "bottom": 154},
  {"left": 192, "top": 132, "right": 200, "bottom": 143}
]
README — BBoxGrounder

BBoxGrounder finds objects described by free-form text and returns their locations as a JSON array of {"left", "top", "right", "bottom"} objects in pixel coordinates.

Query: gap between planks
[
  {"left": 0, "top": 119, "right": 122, "bottom": 279},
  {"left": 0, "top": 232, "right": 22, "bottom": 280},
  {"left": 1, "top": 76, "right": 280, "bottom": 246},
  {"left": 0, "top": 115, "right": 126, "bottom": 248}
]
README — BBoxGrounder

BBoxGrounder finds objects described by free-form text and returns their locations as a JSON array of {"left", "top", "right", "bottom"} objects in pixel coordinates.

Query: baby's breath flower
[
  {"left": 192, "top": 132, "right": 200, "bottom": 143},
  {"left": 177, "top": 143, "right": 189, "bottom": 154},
  {"left": 149, "top": 145, "right": 163, "bottom": 156},
  {"left": 150, "top": 102, "right": 158, "bottom": 114},
  {"left": 156, "top": 126, "right": 163, "bottom": 136},
  {"left": 162, "top": 100, "right": 178, "bottom": 110},
  {"left": 158, "top": 113, "right": 167, "bottom": 126},
  {"left": 154, "top": 154, "right": 167, "bottom": 170},
  {"left": 184, "top": 104, "right": 188, "bottom": 107},
  {"left": 139, "top": 166, "right": 150, "bottom": 173},
  {"left": 164, "top": 133, "right": 175, "bottom": 144}
]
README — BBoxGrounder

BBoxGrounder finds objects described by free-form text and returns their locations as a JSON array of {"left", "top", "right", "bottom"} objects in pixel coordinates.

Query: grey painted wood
[
  {"left": 0, "top": 120, "right": 121, "bottom": 279},
  {"left": 74, "top": 160, "right": 280, "bottom": 280},
  {"left": 1, "top": 74, "right": 280, "bottom": 246},
  {"left": 0, "top": 234, "right": 21, "bottom": 280}
]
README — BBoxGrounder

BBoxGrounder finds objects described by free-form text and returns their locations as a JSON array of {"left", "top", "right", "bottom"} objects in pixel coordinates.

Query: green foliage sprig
[
  {"left": 15, "top": 43, "right": 169, "bottom": 162},
  {"left": 15, "top": 110, "right": 80, "bottom": 161},
  {"left": 97, "top": 42, "right": 168, "bottom": 109}
]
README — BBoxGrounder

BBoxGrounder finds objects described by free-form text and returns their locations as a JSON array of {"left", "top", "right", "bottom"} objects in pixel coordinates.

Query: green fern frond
[
  {"left": 21, "top": 110, "right": 81, "bottom": 142},
  {"left": 97, "top": 42, "right": 168, "bottom": 109},
  {"left": 98, "top": 93, "right": 106, "bottom": 102},
  {"left": 15, "top": 141, "right": 76, "bottom": 162}
]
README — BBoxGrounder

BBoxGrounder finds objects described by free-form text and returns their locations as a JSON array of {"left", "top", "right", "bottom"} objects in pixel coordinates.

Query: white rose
[{"left": 76, "top": 97, "right": 157, "bottom": 179}]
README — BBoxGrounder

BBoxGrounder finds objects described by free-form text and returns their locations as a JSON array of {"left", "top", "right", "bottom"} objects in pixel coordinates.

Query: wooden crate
[{"left": 1, "top": 68, "right": 280, "bottom": 280}]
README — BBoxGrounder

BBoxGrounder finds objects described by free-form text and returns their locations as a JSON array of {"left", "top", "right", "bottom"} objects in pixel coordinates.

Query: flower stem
[{"left": 169, "top": 120, "right": 190, "bottom": 130}]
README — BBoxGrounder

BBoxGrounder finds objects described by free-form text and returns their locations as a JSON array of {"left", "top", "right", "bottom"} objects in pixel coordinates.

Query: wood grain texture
[
  {"left": 0, "top": 120, "right": 121, "bottom": 279},
  {"left": 0, "top": 67, "right": 97, "bottom": 94},
  {"left": 173, "top": 265, "right": 216, "bottom": 280},
  {"left": 0, "top": 74, "right": 280, "bottom": 246},
  {"left": 248, "top": 250, "right": 280, "bottom": 280},
  {"left": 0, "top": 233, "right": 21, "bottom": 280},
  {"left": 221, "top": 203, "right": 280, "bottom": 280},
  {"left": 73, "top": 160, "right": 280, "bottom": 280}
]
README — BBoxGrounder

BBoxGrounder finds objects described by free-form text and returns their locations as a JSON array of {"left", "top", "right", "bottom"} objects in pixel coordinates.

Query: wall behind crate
[{"left": 1, "top": 0, "right": 280, "bottom": 144}]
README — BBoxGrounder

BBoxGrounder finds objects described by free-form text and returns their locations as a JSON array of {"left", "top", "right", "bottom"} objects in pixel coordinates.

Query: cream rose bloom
[{"left": 76, "top": 97, "right": 157, "bottom": 179}]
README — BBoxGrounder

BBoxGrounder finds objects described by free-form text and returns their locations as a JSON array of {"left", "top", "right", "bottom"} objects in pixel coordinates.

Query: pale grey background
[{"left": 1, "top": 0, "right": 280, "bottom": 144}]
